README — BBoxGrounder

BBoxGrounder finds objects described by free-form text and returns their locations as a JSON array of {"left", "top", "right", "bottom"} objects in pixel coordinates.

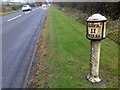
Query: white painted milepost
[{"left": 86, "top": 14, "right": 107, "bottom": 83}]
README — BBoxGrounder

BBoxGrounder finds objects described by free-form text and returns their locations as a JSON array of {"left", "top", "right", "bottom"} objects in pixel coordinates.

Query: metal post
[{"left": 87, "top": 40, "right": 101, "bottom": 83}]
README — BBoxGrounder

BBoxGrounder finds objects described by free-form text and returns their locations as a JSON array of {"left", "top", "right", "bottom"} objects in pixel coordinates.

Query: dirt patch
[{"left": 26, "top": 15, "right": 49, "bottom": 88}]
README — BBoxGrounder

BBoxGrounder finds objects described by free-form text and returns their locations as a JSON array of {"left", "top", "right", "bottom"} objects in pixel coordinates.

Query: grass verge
[
  {"left": 28, "top": 6, "right": 118, "bottom": 88},
  {"left": 57, "top": 5, "right": 119, "bottom": 45},
  {"left": 0, "top": 9, "right": 21, "bottom": 16}
]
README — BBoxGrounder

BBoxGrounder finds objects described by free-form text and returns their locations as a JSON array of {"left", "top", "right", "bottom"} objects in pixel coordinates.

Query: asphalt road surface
[{"left": 2, "top": 7, "right": 47, "bottom": 88}]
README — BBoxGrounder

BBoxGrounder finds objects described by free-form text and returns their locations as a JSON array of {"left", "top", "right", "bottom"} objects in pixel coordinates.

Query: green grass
[{"left": 38, "top": 6, "right": 118, "bottom": 88}]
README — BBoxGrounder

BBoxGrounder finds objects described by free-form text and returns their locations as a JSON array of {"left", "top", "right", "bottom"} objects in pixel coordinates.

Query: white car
[
  {"left": 42, "top": 4, "right": 46, "bottom": 9},
  {"left": 22, "top": 5, "right": 31, "bottom": 11}
]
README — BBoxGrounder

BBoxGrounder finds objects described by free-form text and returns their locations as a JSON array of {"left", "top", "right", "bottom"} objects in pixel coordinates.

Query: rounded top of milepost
[{"left": 87, "top": 13, "right": 107, "bottom": 21}]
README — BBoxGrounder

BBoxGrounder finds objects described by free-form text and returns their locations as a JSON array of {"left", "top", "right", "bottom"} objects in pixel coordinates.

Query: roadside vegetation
[
  {"left": 0, "top": 4, "right": 22, "bottom": 16},
  {"left": 55, "top": 2, "right": 120, "bottom": 45},
  {"left": 27, "top": 6, "right": 118, "bottom": 88},
  {"left": 0, "top": 2, "right": 40, "bottom": 16}
]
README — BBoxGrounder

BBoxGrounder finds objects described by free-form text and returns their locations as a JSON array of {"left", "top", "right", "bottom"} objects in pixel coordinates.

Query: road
[{"left": 2, "top": 7, "right": 47, "bottom": 88}]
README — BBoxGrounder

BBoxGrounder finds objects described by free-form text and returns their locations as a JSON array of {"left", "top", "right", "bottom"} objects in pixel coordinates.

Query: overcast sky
[{"left": 2, "top": 0, "right": 35, "bottom": 3}]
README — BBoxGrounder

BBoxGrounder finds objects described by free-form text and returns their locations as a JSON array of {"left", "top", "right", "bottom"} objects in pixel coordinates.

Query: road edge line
[{"left": 23, "top": 9, "right": 48, "bottom": 88}]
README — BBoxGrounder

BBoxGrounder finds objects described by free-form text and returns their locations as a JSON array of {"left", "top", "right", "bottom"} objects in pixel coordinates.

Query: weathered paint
[{"left": 87, "top": 41, "right": 101, "bottom": 83}]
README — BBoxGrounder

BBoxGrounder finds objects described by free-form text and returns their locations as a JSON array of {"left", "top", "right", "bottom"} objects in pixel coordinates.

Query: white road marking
[
  {"left": 25, "top": 11, "right": 31, "bottom": 14},
  {"left": 7, "top": 15, "right": 22, "bottom": 22}
]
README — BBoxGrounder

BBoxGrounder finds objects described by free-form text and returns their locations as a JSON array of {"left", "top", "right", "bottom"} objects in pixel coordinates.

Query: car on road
[
  {"left": 22, "top": 5, "right": 32, "bottom": 11},
  {"left": 42, "top": 4, "right": 47, "bottom": 9}
]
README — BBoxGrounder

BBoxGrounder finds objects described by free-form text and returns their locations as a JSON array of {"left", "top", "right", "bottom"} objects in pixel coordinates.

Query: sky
[
  {"left": 2, "top": 0, "right": 35, "bottom": 3},
  {"left": 2, "top": 0, "right": 119, "bottom": 2}
]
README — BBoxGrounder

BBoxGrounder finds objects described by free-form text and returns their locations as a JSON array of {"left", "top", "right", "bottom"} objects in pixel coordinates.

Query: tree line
[{"left": 55, "top": 2, "right": 120, "bottom": 20}]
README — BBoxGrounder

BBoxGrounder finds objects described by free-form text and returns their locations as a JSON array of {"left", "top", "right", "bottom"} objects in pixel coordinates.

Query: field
[{"left": 28, "top": 6, "right": 118, "bottom": 88}]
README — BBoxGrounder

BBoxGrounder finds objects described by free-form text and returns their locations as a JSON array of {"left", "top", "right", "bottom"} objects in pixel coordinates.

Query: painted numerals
[{"left": 87, "top": 22, "right": 103, "bottom": 39}]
